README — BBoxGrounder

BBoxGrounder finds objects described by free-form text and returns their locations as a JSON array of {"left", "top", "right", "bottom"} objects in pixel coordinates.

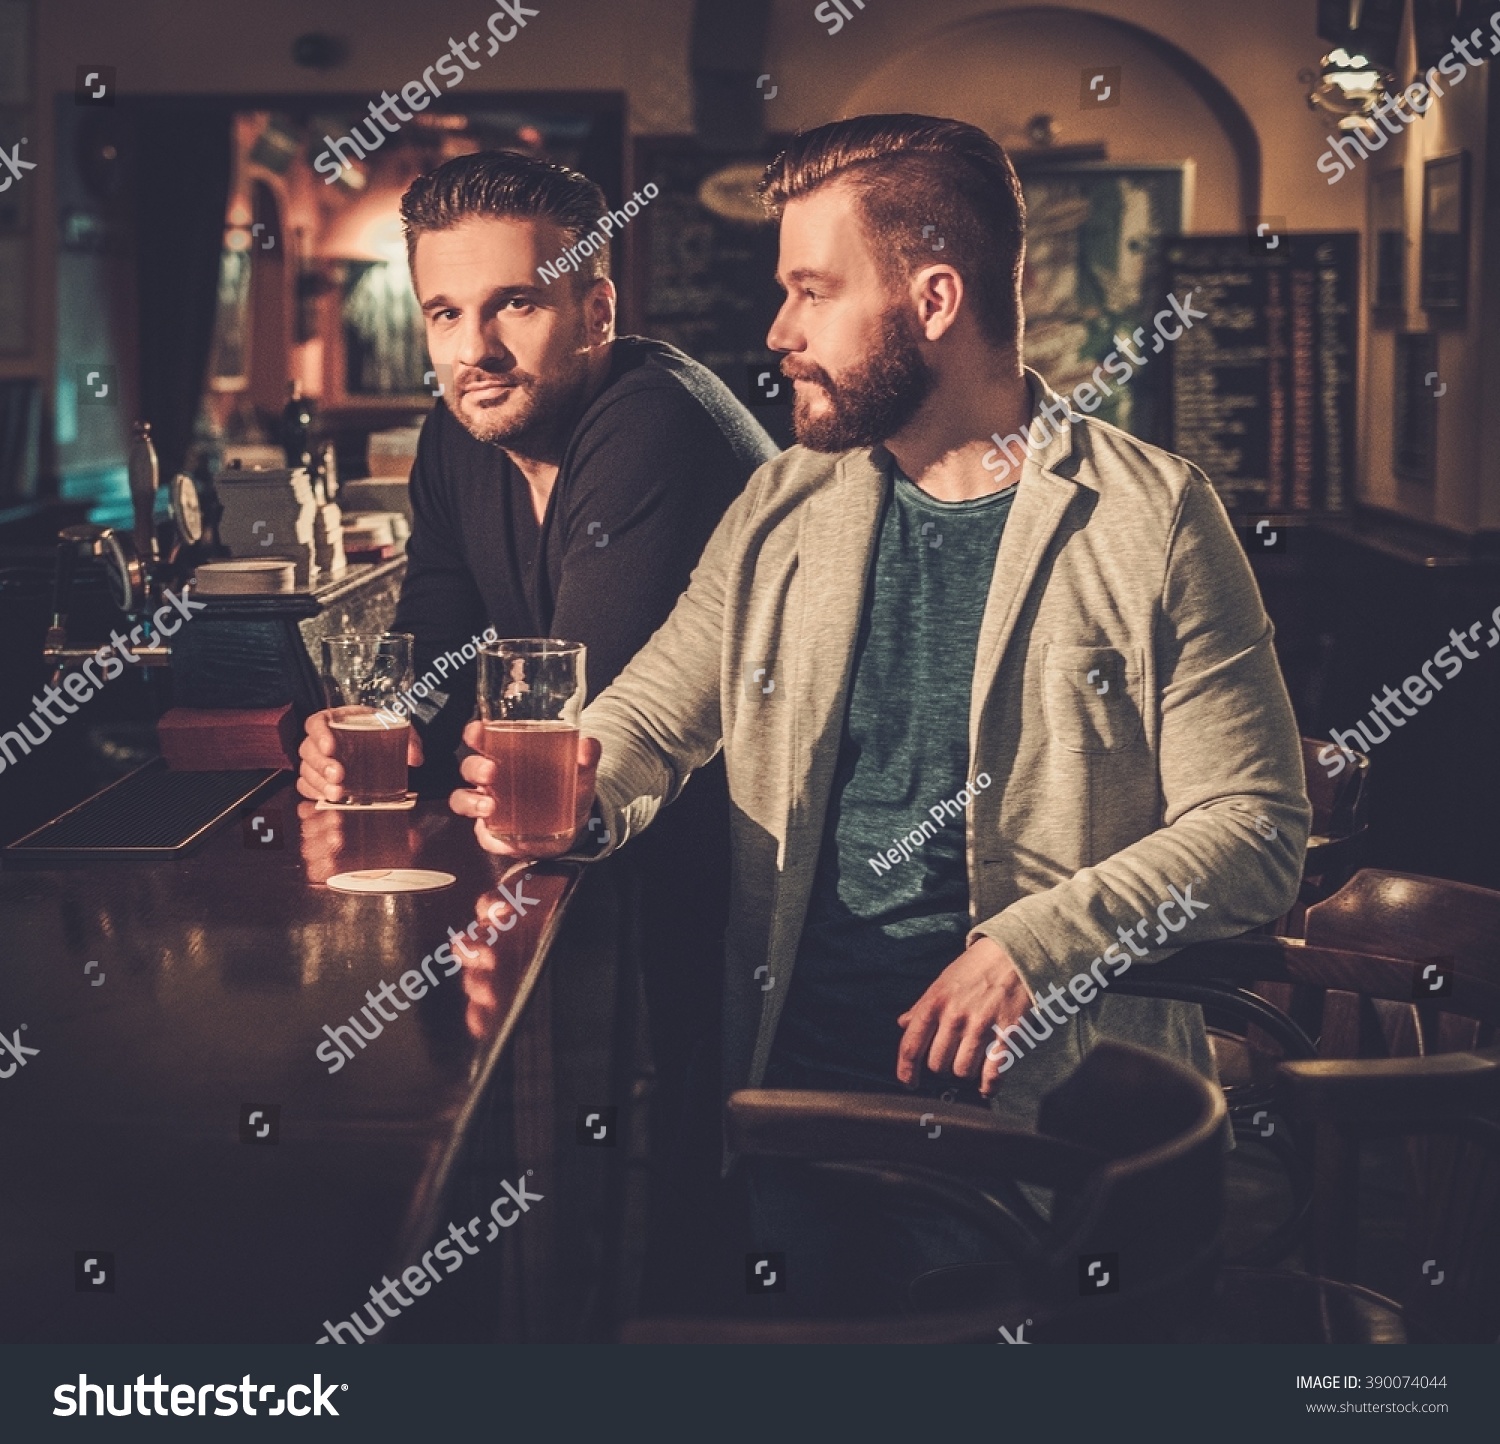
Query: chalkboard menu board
[
  {"left": 629, "top": 137, "right": 794, "bottom": 451},
  {"left": 1161, "top": 234, "right": 1358, "bottom": 513}
]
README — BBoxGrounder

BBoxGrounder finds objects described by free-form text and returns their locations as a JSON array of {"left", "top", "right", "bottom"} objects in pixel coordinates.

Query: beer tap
[
  {"left": 130, "top": 419, "right": 160, "bottom": 568},
  {"left": 43, "top": 421, "right": 176, "bottom": 681}
]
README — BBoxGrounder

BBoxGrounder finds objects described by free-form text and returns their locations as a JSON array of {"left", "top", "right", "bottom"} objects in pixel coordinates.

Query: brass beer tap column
[
  {"left": 43, "top": 421, "right": 174, "bottom": 683},
  {"left": 129, "top": 420, "right": 161, "bottom": 568}
]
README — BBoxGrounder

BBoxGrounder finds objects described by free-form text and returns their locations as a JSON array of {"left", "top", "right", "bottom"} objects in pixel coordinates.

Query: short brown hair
[
  {"left": 400, "top": 150, "right": 610, "bottom": 285},
  {"left": 760, "top": 115, "right": 1027, "bottom": 349}
]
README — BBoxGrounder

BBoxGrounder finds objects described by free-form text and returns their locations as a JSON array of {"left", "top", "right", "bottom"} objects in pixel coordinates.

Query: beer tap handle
[
  {"left": 129, "top": 420, "right": 160, "bottom": 568},
  {"left": 46, "top": 539, "right": 80, "bottom": 660},
  {"left": 45, "top": 524, "right": 105, "bottom": 677}
]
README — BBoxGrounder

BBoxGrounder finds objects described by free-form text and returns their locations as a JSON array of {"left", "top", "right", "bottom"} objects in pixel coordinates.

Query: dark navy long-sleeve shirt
[{"left": 394, "top": 335, "right": 777, "bottom": 791}]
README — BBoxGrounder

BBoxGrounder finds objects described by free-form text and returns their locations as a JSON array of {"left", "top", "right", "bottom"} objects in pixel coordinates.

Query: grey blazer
[{"left": 575, "top": 369, "right": 1312, "bottom": 1131}]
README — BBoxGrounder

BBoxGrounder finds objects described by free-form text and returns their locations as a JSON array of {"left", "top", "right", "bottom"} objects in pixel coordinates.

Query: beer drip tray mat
[{"left": 3, "top": 761, "right": 285, "bottom": 864}]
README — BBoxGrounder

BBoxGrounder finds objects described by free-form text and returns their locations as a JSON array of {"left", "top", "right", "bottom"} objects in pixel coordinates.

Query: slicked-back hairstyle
[
  {"left": 760, "top": 115, "right": 1027, "bottom": 350},
  {"left": 400, "top": 150, "right": 610, "bottom": 286}
]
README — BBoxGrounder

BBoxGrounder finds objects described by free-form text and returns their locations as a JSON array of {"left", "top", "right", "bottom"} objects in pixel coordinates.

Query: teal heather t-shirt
[{"left": 769, "top": 463, "right": 1016, "bottom": 1091}]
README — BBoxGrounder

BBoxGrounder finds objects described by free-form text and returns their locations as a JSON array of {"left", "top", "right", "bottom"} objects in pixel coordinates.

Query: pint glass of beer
[
  {"left": 476, "top": 639, "right": 586, "bottom": 851},
  {"left": 320, "top": 632, "right": 414, "bottom": 804}
]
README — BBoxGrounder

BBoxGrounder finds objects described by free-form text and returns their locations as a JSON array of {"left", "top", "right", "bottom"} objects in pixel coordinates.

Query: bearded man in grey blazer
[{"left": 450, "top": 114, "right": 1311, "bottom": 1313}]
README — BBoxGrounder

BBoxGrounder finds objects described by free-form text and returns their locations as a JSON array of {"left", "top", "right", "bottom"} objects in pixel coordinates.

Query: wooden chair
[
  {"left": 1209, "top": 736, "right": 1369, "bottom": 1107},
  {"left": 1273, "top": 1045, "right": 1500, "bottom": 1343},
  {"left": 1275, "top": 736, "right": 1372, "bottom": 937},
  {"left": 1117, "top": 867, "right": 1500, "bottom": 1339},
  {"left": 1136, "top": 867, "right": 1496, "bottom": 1264},
  {"left": 1303, "top": 867, "right": 1499, "bottom": 987},
  {"left": 1170, "top": 932, "right": 1500, "bottom": 1340},
  {"left": 620, "top": 1041, "right": 1226, "bottom": 1343},
  {"left": 1293, "top": 869, "right": 1500, "bottom": 1340},
  {"left": 1110, "top": 935, "right": 1319, "bottom": 1266},
  {"left": 1298, "top": 736, "right": 1373, "bottom": 907}
]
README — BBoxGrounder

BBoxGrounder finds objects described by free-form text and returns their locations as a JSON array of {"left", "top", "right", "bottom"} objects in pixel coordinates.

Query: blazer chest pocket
[{"left": 1042, "top": 643, "right": 1145, "bottom": 754}]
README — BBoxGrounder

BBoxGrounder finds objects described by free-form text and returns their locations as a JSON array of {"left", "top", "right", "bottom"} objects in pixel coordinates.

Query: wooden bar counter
[{"left": 0, "top": 780, "right": 635, "bottom": 1345}]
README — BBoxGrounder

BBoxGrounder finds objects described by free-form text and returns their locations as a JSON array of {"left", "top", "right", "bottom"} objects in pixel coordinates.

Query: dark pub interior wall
[
  {"left": 1, "top": 0, "right": 1497, "bottom": 884},
  {"left": 0, "top": 0, "right": 1365, "bottom": 486}
]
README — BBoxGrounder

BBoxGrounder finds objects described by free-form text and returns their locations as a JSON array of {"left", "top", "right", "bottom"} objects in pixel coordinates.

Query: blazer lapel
[
  {"left": 969, "top": 374, "right": 1081, "bottom": 754},
  {"left": 749, "top": 448, "right": 886, "bottom": 1076},
  {"left": 788, "top": 448, "right": 888, "bottom": 830}
]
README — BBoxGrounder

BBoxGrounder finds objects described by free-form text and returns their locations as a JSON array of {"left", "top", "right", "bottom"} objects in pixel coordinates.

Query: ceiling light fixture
[{"left": 1305, "top": 45, "right": 1395, "bottom": 131}]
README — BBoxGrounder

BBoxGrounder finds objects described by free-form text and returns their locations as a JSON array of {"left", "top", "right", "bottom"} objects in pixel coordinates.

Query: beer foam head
[{"left": 331, "top": 709, "right": 407, "bottom": 730}]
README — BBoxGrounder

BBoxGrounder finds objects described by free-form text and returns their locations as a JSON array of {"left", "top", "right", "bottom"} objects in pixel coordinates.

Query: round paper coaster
[{"left": 326, "top": 869, "right": 457, "bottom": 894}]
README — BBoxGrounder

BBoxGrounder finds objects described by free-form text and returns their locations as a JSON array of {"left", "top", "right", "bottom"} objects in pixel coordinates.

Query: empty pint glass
[
  {"left": 320, "top": 632, "right": 414, "bottom": 804},
  {"left": 476, "top": 639, "right": 585, "bottom": 851}
]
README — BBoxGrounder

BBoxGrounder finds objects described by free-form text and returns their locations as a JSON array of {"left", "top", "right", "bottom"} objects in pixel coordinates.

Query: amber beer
[
  {"left": 478, "top": 721, "right": 579, "bottom": 847},
  {"left": 329, "top": 707, "right": 410, "bottom": 804},
  {"left": 476, "top": 639, "right": 586, "bottom": 851},
  {"left": 320, "top": 632, "right": 414, "bottom": 805}
]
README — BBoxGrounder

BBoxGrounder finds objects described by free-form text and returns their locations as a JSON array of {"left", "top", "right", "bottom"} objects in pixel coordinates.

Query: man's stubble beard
[
  {"left": 449, "top": 335, "right": 596, "bottom": 459},
  {"left": 787, "top": 305, "right": 934, "bottom": 453}
]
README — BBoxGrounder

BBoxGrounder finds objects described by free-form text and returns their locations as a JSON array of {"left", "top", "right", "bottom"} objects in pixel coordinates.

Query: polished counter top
[{"left": 0, "top": 779, "right": 632, "bottom": 1344}]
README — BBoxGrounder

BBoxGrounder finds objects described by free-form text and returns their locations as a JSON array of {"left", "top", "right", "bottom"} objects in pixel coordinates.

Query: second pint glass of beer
[
  {"left": 476, "top": 639, "right": 586, "bottom": 851},
  {"left": 320, "top": 632, "right": 414, "bottom": 804}
]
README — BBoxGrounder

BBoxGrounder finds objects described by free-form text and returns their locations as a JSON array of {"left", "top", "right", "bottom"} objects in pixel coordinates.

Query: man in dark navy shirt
[
  {"left": 295, "top": 151, "right": 776, "bottom": 1309},
  {"left": 392, "top": 331, "right": 770, "bottom": 777},
  {"left": 293, "top": 154, "right": 774, "bottom": 793}
]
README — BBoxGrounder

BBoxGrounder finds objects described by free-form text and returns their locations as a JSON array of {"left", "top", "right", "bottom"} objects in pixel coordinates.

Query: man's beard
[
  {"left": 448, "top": 350, "right": 594, "bottom": 457},
  {"left": 785, "top": 307, "right": 934, "bottom": 452}
]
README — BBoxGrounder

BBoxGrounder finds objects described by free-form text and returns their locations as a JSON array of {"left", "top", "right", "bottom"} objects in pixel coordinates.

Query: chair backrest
[
  {"left": 1292, "top": 735, "right": 1372, "bottom": 917},
  {"left": 1300, "top": 736, "right": 1371, "bottom": 842},
  {"left": 621, "top": 1041, "right": 1226, "bottom": 1343},
  {"left": 1275, "top": 1044, "right": 1500, "bottom": 1342},
  {"left": 1302, "top": 868, "right": 1500, "bottom": 1060},
  {"left": 1288, "top": 872, "right": 1500, "bottom": 1339}
]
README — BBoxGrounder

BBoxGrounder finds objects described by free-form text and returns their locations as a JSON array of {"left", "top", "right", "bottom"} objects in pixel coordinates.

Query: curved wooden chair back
[{"left": 621, "top": 1042, "right": 1225, "bottom": 1344}]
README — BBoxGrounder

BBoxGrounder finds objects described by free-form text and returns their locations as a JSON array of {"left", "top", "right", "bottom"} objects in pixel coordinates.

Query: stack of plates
[
  {"left": 216, "top": 466, "right": 318, "bottom": 585},
  {"left": 342, "top": 510, "right": 409, "bottom": 557},
  {"left": 342, "top": 512, "right": 394, "bottom": 549},
  {"left": 339, "top": 476, "right": 413, "bottom": 523},
  {"left": 190, "top": 560, "right": 297, "bottom": 595},
  {"left": 313, "top": 502, "right": 347, "bottom": 577}
]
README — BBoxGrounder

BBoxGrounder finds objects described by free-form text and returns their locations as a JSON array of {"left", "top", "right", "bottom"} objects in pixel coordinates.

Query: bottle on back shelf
[{"left": 282, "top": 380, "right": 316, "bottom": 472}]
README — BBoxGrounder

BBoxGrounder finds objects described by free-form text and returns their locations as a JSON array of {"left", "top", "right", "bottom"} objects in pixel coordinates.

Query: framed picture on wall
[
  {"left": 1420, "top": 153, "right": 1468, "bottom": 316},
  {"left": 207, "top": 240, "right": 252, "bottom": 391},
  {"left": 1393, "top": 332, "right": 1437, "bottom": 485},
  {"left": 1371, "top": 169, "right": 1404, "bottom": 318},
  {"left": 1013, "top": 161, "right": 1190, "bottom": 448}
]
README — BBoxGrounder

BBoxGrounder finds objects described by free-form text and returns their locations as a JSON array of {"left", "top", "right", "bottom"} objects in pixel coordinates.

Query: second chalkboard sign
[
  {"left": 1162, "top": 233, "right": 1358, "bottom": 514},
  {"left": 628, "top": 136, "right": 794, "bottom": 452}
]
